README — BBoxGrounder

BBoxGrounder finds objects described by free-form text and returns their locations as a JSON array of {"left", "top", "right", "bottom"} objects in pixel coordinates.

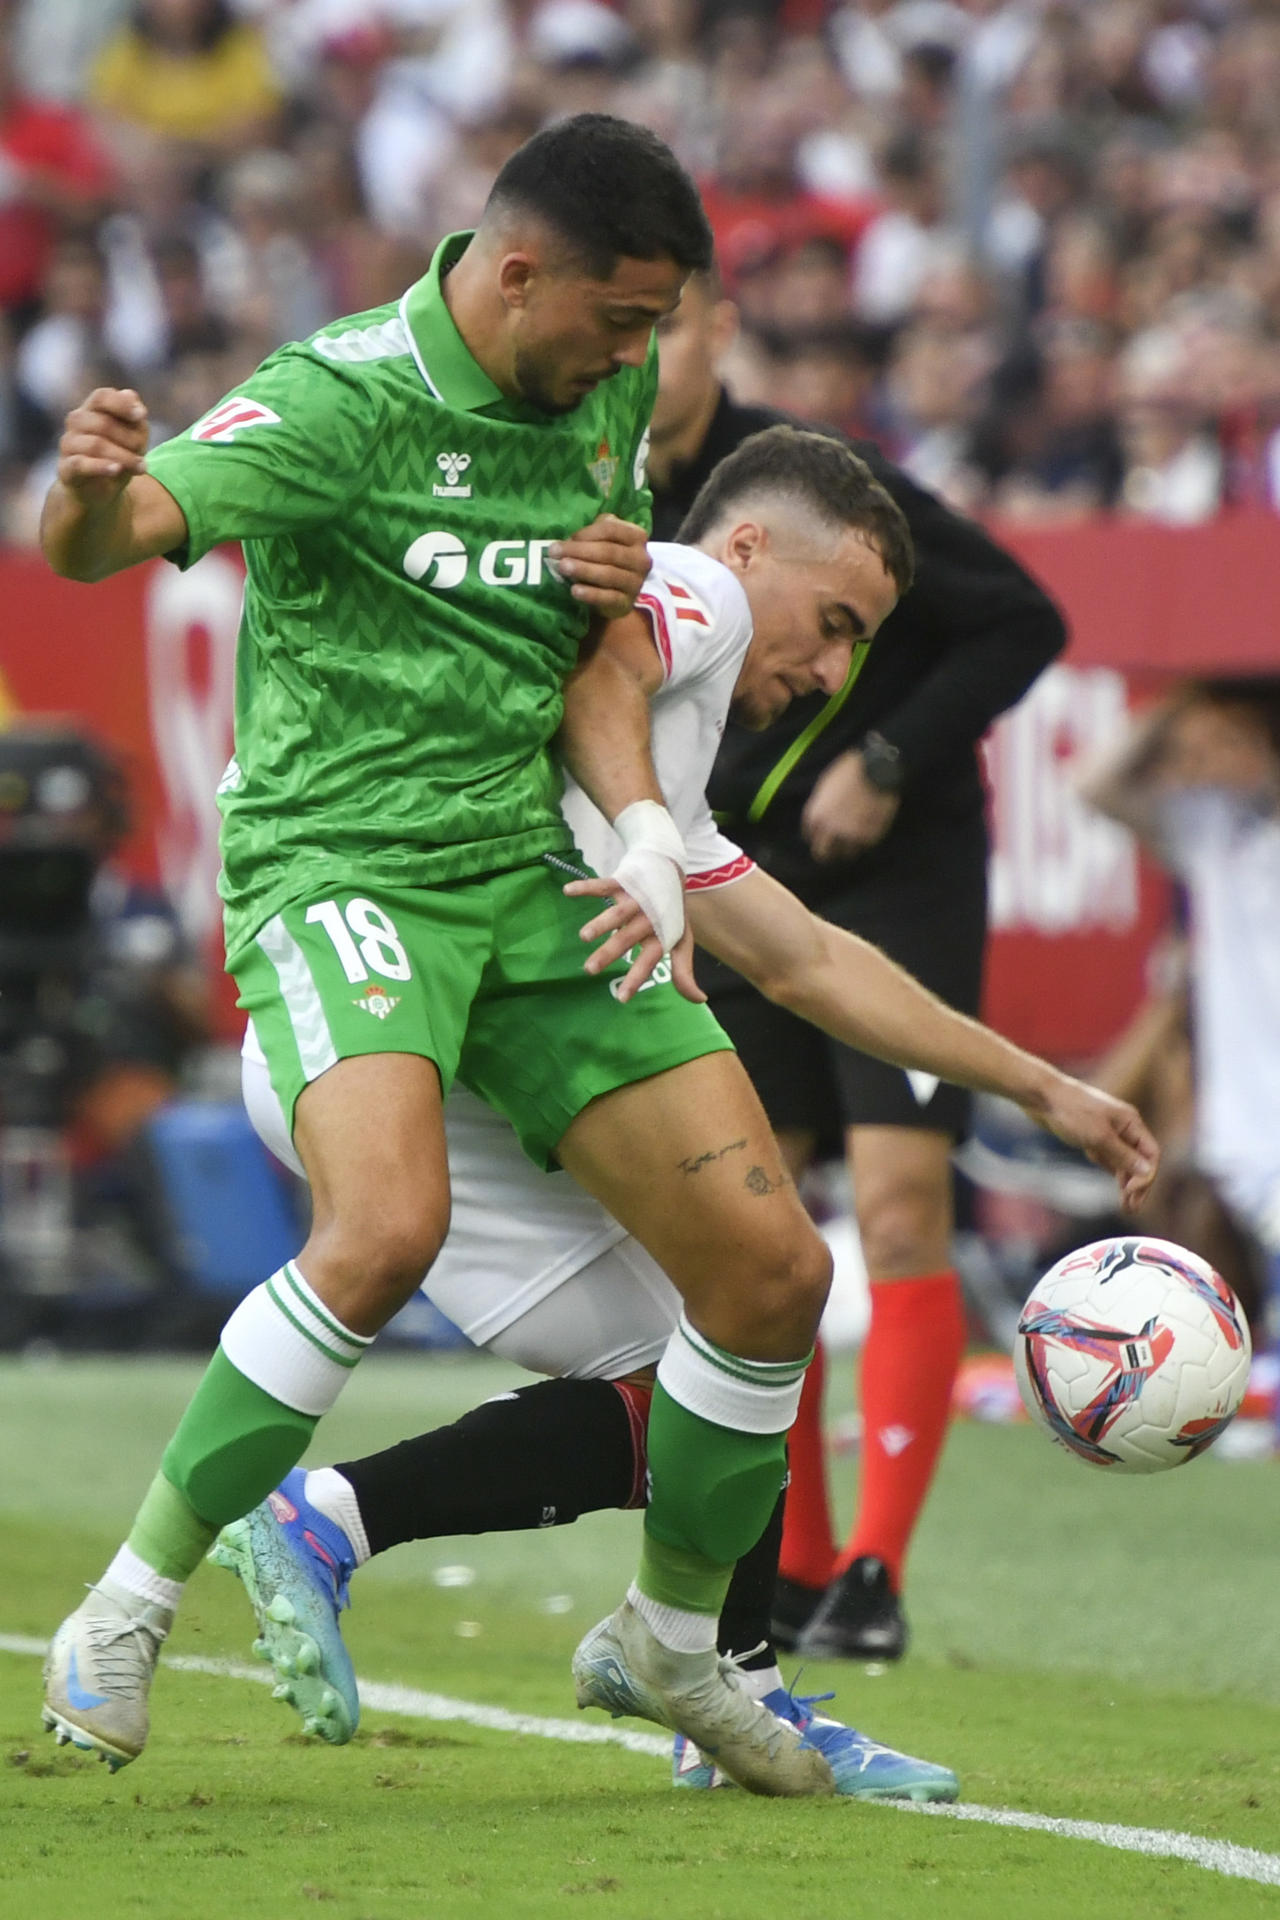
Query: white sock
[
  {"left": 627, "top": 1584, "right": 718, "bottom": 1654},
  {"left": 304, "top": 1467, "right": 371, "bottom": 1566},
  {"left": 220, "top": 1261, "right": 373, "bottom": 1415},
  {"left": 740, "top": 1664, "right": 785, "bottom": 1702},
  {"left": 657, "top": 1313, "right": 809, "bottom": 1434},
  {"left": 102, "top": 1544, "right": 183, "bottom": 1613}
]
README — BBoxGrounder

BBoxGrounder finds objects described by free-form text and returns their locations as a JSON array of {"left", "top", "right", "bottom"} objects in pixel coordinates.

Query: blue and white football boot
[
  {"left": 210, "top": 1469, "right": 359, "bottom": 1744},
  {"left": 673, "top": 1682, "right": 959, "bottom": 1801}
]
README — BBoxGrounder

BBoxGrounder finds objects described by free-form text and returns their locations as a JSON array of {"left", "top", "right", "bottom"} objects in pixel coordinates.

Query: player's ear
[
  {"left": 724, "top": 519, "right": 764, "bottom": 572},
  {"left": 496, "top": 252, "right": 537, "bottom": 312},
  {"left": 711, "top": 300, "right": 740, "bottom": 358}
]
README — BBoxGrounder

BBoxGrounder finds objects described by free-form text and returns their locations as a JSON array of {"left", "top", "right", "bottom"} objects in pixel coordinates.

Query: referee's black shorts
[{"left": 703, "top": 813, "right": 988, "bottom": 1149}]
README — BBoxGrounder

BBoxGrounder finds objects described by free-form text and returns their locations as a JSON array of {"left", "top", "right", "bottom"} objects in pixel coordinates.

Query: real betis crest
[
  {"left": 589, "top": 436, "right": 618, "bottom": 493},
  {"left": 353, "top": 984, "right": 401, "bottom": 1020}
]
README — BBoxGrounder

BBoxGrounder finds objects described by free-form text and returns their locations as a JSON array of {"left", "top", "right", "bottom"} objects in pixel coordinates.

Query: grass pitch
[{"left": 1, "top": 1352, "right": 1278, "bottom": 1920}]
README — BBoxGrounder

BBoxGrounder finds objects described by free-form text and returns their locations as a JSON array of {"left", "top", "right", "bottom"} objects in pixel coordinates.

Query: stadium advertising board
[{"left": 4, "top": 510, "right": 1278, "bottom": 1057}]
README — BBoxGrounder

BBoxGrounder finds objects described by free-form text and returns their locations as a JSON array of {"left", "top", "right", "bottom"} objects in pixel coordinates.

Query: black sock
[
  {"left": 336, "top": 1376, "right": 645, "bottom": 1559},
  {"left": 717, "top": 1486, "right": 784, "bottom": 1672}
]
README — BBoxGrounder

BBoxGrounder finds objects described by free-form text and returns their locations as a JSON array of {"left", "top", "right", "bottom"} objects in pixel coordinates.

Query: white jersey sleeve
[{"left": 560, "top": 542, "right": 758, "bottom": 888}]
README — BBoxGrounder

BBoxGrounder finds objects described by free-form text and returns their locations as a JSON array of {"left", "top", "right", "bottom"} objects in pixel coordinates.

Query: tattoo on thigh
[
  {"left": 744, "top": 1164, "right": 790, "bottom": 1197},
  {"left": 677, "top": 1138, "right": 748, "bottom": 1176}
]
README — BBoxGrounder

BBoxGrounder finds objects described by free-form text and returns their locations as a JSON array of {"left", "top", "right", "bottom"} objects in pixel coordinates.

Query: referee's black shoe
[
  {"left": 768, "top": 1575, "right": 825, "bottom": 1653},
  {"left": 796, "top": 1557, "right": 909, "bottom": 1663}
]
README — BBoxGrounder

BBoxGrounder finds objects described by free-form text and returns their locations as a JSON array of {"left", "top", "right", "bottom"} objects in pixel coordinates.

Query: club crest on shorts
[
  {"left": 589, "top": 436, "right": 618, "bottom": 493},
  {"left": 353, "top": 983, "right": 401, "bottom": 1019}
]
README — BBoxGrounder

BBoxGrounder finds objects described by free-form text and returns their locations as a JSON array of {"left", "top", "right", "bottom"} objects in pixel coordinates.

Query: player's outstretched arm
[
  {"left": 41, "top": 388, "right": 188, "bottom": 582},
  {"left": 691, "top": 865, "right": 1158, "bottom": 1211},
  {"left": 558, "top": 614, "right": 700, "bottom": 1003}
]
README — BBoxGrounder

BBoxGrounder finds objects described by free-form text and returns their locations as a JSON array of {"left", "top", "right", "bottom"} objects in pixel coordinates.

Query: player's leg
[
  {"left": 797, "top": 830, "right": 985, "bottom": 1662},
  {"left": 220, "top": 1241, "right": 954, "bottom": 1801},
  {"left": 558, "top": 1051, "right": 829, "bottom": 1590},
  {"left": 44, "top": 887, "right": 479, "bottom": 1767},
  {"left": 799, "top": 1123, "right": 964, "bottom": 1661},
  {"left": 765, "top": 1127, "right": 838, "bottom": 1642},
  {"left": 553, "top": 1052, "right": 838, "bottom": 1794},
  {"left": 459, "top": 865, "right": 834, "bottom": 1791},
  {"left": 218, "top": 1062, "right": 679, "bottom": 1737},
  {"left": 696, "top": 967, "right": 840, "bottom": 1646}
]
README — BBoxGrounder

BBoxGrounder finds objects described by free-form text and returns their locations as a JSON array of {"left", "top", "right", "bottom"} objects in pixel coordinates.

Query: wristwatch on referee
[{"left": 857, "top": 730, "right": 906, "bottom": 795}]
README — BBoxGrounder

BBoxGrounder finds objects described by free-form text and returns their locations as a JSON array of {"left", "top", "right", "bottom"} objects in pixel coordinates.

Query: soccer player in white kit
[{"left": 230, "top": 427, "right": 1157, "bottom": 1796}]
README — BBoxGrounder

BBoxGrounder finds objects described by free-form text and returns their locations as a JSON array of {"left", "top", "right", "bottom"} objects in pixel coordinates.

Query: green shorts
[{"left": 232, "top": 860, "right": 733, "bottom": 1169}]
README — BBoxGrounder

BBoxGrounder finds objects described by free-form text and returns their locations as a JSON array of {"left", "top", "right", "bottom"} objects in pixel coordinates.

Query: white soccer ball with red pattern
[{"left": 1013, "top": 1235, "right": 1252, "bottom": 1472}]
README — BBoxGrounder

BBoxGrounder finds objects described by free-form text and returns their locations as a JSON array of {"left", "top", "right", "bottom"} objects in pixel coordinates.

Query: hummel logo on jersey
[
  {"left": 589, "top": 436, "right": 618, "bottom": 493},
  {"left": 433, "top": 451, "right": 472, "bottom": 498},
  {"left": 191, "top": 398, "right": 282, "bottom": 443},
  {"left": 353, "top": 984, "right": 401, "bottom": 1019},
  {"left": 878, "top": 1424, "right": 915, "bottom": 1457}
]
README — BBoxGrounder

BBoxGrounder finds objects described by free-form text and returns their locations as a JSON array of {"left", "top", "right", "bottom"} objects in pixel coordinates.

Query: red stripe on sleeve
[
  {"left": 686, "top": 854, "right": 757, "bottom": 890},
  {"left": 635, "top": 592, "right": 673, "bottom": 679}
]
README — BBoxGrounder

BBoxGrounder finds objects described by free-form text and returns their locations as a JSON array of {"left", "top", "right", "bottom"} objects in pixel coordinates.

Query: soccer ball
[{"left": 1013, "top": 1235, "right": 1252, "bottom": 1472}]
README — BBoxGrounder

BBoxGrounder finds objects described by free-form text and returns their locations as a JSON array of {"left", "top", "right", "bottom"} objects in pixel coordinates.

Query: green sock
[
  {"left": 638, "top": 1379, "right": 790, "bottom": 1616},
  {"left": 125, "top": 1348, "right": 319, "bottom": 1582}
]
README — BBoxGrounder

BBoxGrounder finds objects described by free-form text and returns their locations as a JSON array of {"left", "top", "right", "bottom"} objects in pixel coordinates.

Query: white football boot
[
  {"left": 572, "top": 1600, "right": 835, "bottom": 1797},
  {"left": 42, "top": 1579, "right": 172, "bottom": 1770}
]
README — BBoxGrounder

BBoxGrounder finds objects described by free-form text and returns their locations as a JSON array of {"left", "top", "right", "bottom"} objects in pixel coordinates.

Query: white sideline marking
[
  {"left": 5, "top": 1632, "right": 1278, "bottom": 1889},
  {"left": 0, "top": 1634, "right": 668, "bottom": 1760}
]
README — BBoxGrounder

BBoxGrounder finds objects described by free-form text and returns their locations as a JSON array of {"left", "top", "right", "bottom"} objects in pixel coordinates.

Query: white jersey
[
  {"left": 243, "top": 541, "right": 760, "bottom": 1369},
  {"left": 562, "top": 542, "right": 757, "bottom": 893},
  {"left": 1157, "top": 789, "right": 1280, "bottom": 1246}
]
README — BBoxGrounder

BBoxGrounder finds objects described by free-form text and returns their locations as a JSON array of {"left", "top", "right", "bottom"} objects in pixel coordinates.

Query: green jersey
[{"left": 145, "top": 232, "right": 656, "bottom": 960}]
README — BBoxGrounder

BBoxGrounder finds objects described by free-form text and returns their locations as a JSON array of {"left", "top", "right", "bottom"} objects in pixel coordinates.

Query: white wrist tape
[{"left": 613, "top": 800, "right": 688, "bottom": 954}]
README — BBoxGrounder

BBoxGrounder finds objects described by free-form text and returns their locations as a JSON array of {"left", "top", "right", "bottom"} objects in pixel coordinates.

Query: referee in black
[{"left": 649, "top": 272, "right": 1066, "bottom": 1662}]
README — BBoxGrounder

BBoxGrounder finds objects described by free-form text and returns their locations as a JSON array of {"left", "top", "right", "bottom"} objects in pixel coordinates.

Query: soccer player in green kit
[{"left": 39, "top": 117, "right": 838, "bottom": 1797}]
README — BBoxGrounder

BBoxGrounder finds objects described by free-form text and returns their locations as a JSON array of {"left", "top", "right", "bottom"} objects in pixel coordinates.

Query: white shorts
[{"left": 241, "top": 1028, "right": 681, "bottom": 1380}]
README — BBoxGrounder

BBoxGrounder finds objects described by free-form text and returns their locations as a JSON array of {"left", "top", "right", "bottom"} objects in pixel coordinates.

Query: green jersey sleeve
[
  {"left": 603, "top": 335, "right": 657, "bottom": 534},
  {"left": 144, "top": 345, "right": 383, "bottom": 567}
]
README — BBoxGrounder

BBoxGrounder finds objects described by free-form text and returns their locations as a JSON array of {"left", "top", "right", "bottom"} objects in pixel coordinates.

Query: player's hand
[
  {"left": 802, "top": 750, "right": 900, "bottom": 863},
  {"left": 551, "top": 514, "right": 650, "bottom": 619},
  {"left": 565, "top": 876, "right": 706, "bottom": 1004},
  {"left": 56, "top": 388, "right": 150, "bottom": 507},
  {"left": 1032, "top": 1073, "right": 1160, "bottom": 1213}
]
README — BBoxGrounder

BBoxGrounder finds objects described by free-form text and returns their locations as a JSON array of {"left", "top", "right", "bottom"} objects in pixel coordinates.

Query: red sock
[
  {"left": 778, "top": 1344, "right": 837, "bottom": 1590},
  {"left": 837, "top": 1271, "right": 966, "bottom": 1591}
]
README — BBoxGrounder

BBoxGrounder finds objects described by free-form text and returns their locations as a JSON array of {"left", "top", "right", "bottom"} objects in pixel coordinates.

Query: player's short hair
[
  {"left": 484, "top": 114, "right": 713, "bottom": 279},
  {"left": 677, "top": 425, "right": 915, "bottom": 597},
  {"left": 1194, "top": 676, "right": 1280, "bottom": 762}
]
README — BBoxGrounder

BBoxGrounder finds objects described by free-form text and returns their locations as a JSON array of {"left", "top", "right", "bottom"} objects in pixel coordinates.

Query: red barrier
[
  {"left": 4, "top": 513, "right": 1278, "bottom": 1059},
  {"left": 992, "top": 508, "right": 1280, "bottom": 675}
]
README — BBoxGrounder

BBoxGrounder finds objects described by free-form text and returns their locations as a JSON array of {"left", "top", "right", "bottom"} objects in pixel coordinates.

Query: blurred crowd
[{"left": 9, "top": 0, "right": 1280, "bottom": 538}]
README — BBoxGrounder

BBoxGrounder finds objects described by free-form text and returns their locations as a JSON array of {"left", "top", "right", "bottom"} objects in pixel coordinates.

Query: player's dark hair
[
  {"left": 677, "top": 425, "right": 915, "bottom": 596},
  {"left": 483, "top": 114, "right": 713, "bottom": 278},
  {"left": 1195, "top": 675, "right": 1280, "bottom": 762}
]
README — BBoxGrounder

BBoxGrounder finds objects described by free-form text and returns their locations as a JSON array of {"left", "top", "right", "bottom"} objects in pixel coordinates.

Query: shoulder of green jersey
[
  {"left": 396, "top": 287, "right": 446, "bottom": 399},
  {"left": 311, "top": 314, "right": 413, "bottom": 365},
  {"left": 189, "top": 396, "right": 283, "bottom": 443}
]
